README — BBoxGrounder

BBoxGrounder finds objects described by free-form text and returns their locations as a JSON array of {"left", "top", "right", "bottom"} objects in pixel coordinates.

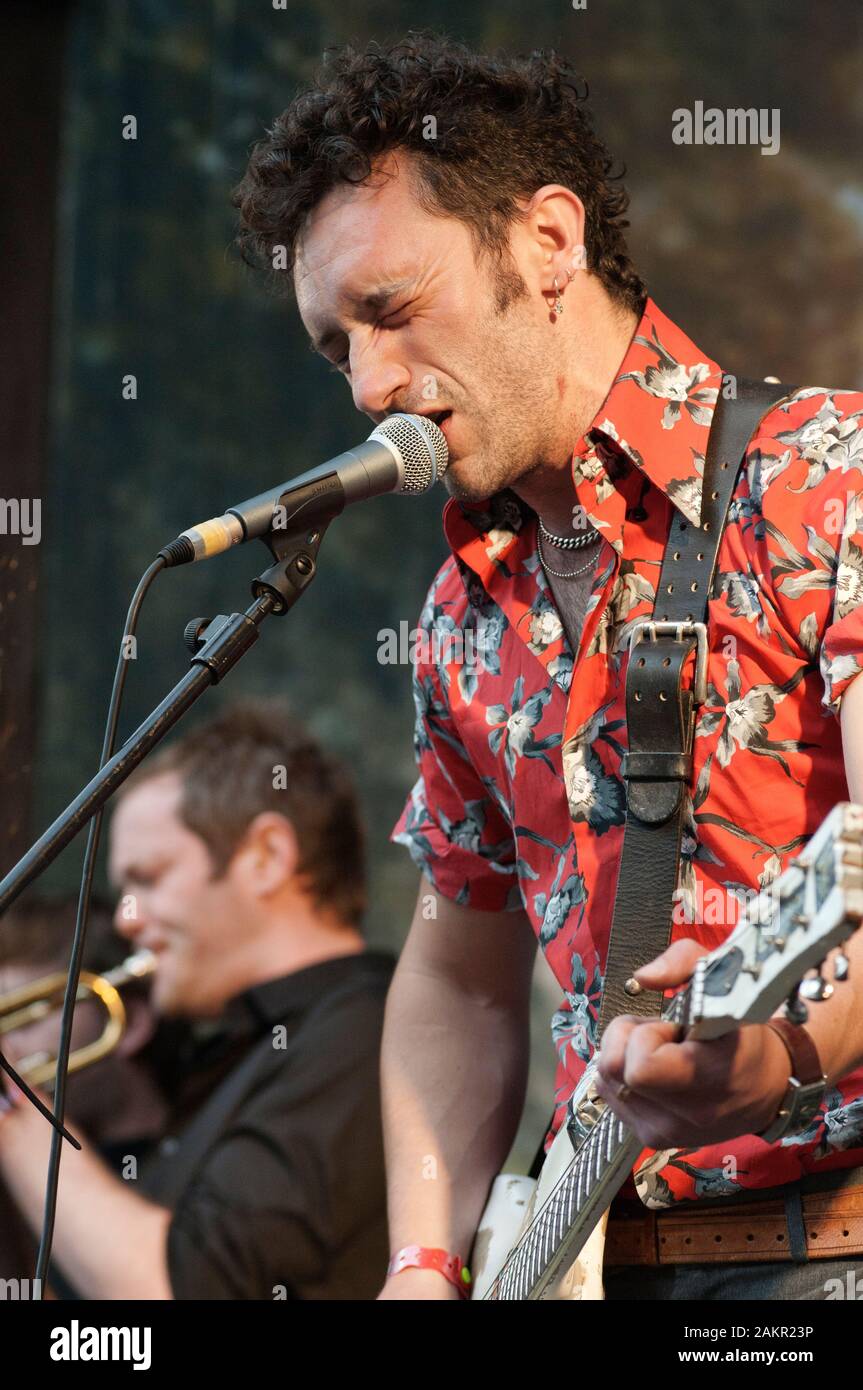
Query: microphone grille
[{"left": 371, "top": 413, "right": 449, "bottom": 494}]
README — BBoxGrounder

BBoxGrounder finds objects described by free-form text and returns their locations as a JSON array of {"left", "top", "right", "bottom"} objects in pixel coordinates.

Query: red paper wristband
[{"left": 387, "top": 1245, "right": 472, "bottom": 1299}]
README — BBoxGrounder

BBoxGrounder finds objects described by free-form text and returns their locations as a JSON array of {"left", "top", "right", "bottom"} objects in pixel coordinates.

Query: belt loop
[
  {"left": 784, "top": 1184, "right": 808, "bottom": 1264},
  {"left": 648, "top": 1210, "right": 660, "bottom": 1266}
]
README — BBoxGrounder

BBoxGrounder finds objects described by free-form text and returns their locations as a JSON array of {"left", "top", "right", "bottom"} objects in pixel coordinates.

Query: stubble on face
[
  {"left": 440, "top": 250, "right": 568, "bottom": 507},
  {"left": 294, "top": 150, "right": 575, "bottom": 511}
]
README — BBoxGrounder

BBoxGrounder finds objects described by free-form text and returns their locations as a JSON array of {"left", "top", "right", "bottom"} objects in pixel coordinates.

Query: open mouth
[{"left": 429, "top": 410, "right": 453, "bottom": 435}]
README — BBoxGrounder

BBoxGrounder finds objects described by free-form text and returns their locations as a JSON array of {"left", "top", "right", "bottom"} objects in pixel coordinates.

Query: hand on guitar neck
[{"left": 594, "top": 937, "right": 796, "bottom": 1149}]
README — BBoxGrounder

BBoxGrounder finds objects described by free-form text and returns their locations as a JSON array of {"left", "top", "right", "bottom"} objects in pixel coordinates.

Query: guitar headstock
[{"left": 672, "top": 802, "right": 863, "bottom": 1039}]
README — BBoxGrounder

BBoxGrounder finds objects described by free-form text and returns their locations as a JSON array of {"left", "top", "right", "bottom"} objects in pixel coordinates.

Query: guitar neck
[
  {"left": 489, "top": 990, "right": 691, "bottom": 1301},
  {"left": 488, "top": 1111, "right": 640, "bottom": 1300}
]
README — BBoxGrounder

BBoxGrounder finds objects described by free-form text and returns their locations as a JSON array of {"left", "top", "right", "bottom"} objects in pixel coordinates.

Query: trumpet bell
[{"left": 0, "top": 949, "right": 157, "bottom": 1089}]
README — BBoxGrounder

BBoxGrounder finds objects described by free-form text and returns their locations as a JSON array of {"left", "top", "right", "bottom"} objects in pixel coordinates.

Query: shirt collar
[
  {"left": 442, "top": 296, "right": 723, "bottom": 565},
  {"left": 190, "top": 950, "right": 395, "bottom": 1044}
]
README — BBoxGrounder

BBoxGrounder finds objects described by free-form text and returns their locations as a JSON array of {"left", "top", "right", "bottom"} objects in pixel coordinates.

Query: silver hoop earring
[{"left": 552, "top": 276, "right": 564, "bottom": 316}]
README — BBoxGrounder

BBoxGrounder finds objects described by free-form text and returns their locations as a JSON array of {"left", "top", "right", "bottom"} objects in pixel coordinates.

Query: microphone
[{"left": 159, "top": 413, "right": 448, "bottom": 566}]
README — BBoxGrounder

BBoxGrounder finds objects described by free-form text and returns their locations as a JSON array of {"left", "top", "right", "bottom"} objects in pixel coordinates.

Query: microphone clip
[{"left": 251, "top": 516, "right": 332, "bottom": 616}]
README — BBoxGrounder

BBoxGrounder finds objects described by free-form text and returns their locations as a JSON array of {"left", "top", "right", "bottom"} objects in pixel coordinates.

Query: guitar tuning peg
[
  {"left": 783, "top": 989, "right": 809, "bottom": 1025},
  {"left": 798, "top": 976, "right": 834, "bottom": 1002},
  {"left": 835, "top": 945, "right": 850, "bottom": 982}
]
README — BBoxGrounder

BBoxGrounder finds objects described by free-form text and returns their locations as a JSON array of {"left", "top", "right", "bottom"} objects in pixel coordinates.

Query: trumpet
[{"left": 0, "top": 949, "right": 157, "bottom": 1088}]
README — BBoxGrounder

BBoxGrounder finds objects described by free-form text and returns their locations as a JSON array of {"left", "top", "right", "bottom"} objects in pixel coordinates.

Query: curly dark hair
[{"left": 232, "top": 31, "right": 646, "bottom": 315}]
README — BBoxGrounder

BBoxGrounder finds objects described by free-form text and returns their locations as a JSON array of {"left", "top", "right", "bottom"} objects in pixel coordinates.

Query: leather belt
[{"left": 605, "top": 1176, "right": 863, "bottom": 1265}]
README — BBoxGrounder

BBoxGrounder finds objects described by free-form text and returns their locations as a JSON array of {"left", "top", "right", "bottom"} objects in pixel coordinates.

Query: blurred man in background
[
  {"left": 0, "top": 896, "right": 171, "bottom": 1291},
  {"left": 0, "top": 699, "right": 394, "bottom": 1299}
]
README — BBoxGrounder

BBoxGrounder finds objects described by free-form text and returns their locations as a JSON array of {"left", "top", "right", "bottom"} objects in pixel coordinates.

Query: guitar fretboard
[
  {"left": 488, "top": 990, "right": 691, "bottom": 1300},
  {"left": 488, "top": 1109, "right": 640, "bottom": 1299}
]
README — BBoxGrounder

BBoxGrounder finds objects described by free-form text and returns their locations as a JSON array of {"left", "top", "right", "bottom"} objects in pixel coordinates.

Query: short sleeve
[
  {"left": 390, "top": 577, "right": 521, "bottom": 912},
  {"left": 750, "top": 388, "right": 863, "bottom": 717},
  {"left": 811, "top": 410, "right": 863, "bottom": 715},
  {"left": 819, "top": 478, "right": 863, "bottom": 713}
]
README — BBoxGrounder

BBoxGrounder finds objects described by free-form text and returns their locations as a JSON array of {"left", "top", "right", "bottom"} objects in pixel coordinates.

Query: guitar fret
[
  {"left": 525, "top": 1207, "right": 544, "bottom": 1291},
  {"left": 591, "top": 1129, "right": 604, "bottom": 1184},
  {"left": 514, "top": 1227, "right": 531, "bottom": 1298},
  {"left": 575, "top": 1146, "right": 588, "bottom": 1211},
  {"left": 550, "top": 1192, "right": 567, "bottom": 1250}
]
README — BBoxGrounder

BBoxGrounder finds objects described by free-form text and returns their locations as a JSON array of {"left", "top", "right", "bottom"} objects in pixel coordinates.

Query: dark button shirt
[{"left": 139, "top": 949, "right": 395, "bottom": 1300}]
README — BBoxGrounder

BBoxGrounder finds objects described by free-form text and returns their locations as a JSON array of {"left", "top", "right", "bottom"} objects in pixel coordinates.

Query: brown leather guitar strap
[{"left": 595, "top": 376, "right": 794, "bottom": 1041}]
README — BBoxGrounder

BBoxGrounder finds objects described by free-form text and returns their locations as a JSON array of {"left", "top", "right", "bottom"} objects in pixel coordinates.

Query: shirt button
[{"left": 159, "top": 1137, "right": 180, "bottom": 1157}]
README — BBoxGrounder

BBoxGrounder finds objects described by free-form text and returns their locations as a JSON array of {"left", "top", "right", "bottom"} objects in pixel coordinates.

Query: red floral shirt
[{"left": 391, "top": 297, "right": 863, "bottom": 1206}]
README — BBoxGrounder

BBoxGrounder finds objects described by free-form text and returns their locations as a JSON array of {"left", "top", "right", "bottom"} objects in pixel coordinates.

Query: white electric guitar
[{"left": 471, "top": 801, "right": 863, "bottom": 1300}]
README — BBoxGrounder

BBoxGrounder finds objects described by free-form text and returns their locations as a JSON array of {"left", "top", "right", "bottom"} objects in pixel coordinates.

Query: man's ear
[
  {"left": 231, "top": 812, "right": 301, "bottom": 897},
  {"left": 515, "top": 183, "right": 587, "bottom": 283}
]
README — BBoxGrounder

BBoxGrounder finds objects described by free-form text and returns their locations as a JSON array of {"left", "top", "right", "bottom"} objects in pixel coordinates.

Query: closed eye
[
  {"left": 327, "top": 305, "right": 414, "bottom": 375},
  {"left": 380, "top": 303, "right": 412, "bottom": 328}
]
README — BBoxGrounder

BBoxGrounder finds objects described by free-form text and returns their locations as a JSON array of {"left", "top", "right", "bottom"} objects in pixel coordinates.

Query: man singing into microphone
[{"left": 231, "top": 34, "right": 863, "bottom": 1299}]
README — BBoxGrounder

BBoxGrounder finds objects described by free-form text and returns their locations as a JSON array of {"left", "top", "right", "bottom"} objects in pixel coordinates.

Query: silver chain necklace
[
  {"left": 538, "top": 518, "right": 602, "bottom": 550},
  {"left": 537, "top": 528, "right": 598, "bottom": 580}
]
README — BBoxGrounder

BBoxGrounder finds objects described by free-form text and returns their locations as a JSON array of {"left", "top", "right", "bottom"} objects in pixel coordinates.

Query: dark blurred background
[{"left": 1, "top": 0, "right": 861, "bottom": 1164}]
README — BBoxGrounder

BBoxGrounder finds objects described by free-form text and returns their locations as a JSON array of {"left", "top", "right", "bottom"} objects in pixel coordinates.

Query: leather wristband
[
  {"left": 757, "top": 1017, "right": 827, "bottom": 1144},
  {"left": 387, "top": 1245, "right": 472, "bottom": 1299}
]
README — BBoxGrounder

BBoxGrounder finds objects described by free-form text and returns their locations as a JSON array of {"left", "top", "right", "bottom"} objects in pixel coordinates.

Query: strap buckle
[{"left": 629, "top": 620, "right": 709, "bottom": 705}]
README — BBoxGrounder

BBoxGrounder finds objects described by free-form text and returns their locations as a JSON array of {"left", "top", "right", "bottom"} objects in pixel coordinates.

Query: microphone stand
[{"left": 0, "top": 520, "right": 331, "bottom": 1133}]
